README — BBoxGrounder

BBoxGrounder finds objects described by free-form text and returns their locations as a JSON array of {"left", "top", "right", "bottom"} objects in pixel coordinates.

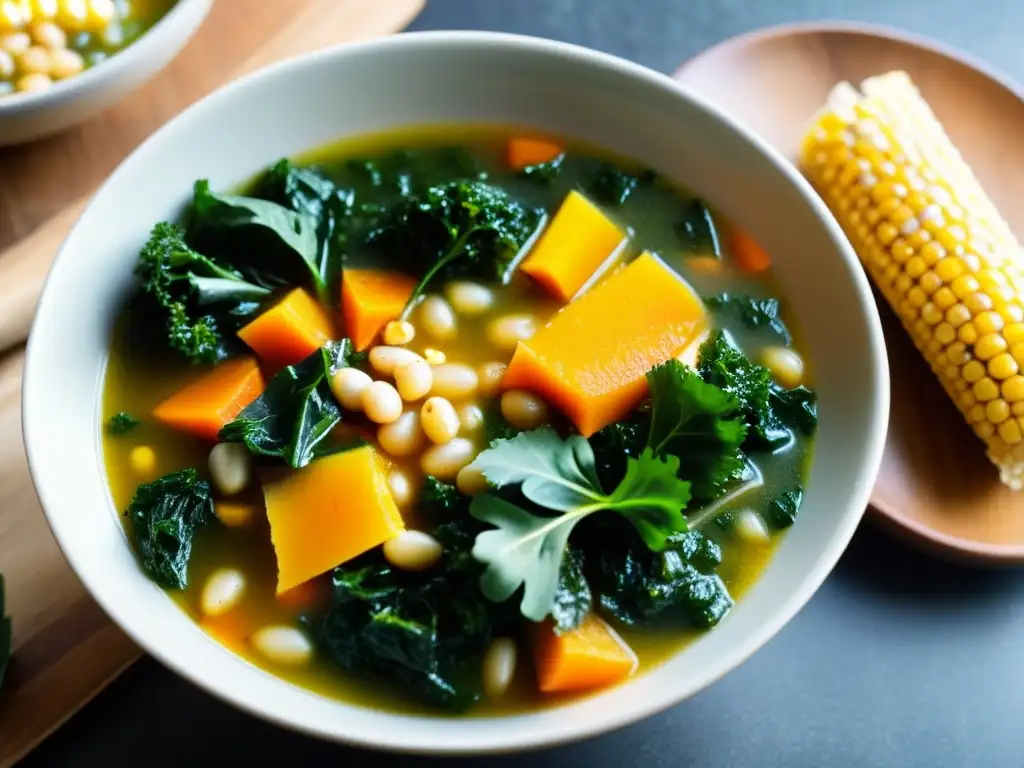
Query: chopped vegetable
[
  {"left": 519, "top": 154, "right": 565, "bottom": 184},
  {"left": 507, "top": 137, "right": 564, "bottom": 169},
  {"left": 503, "top": 252, "right": 708, "bottom": 437},
  {"left": 551, "top": 548, "right": 592, "bottom": 635},
  {"left": 468, "top": 428, "right": 691, "bottom": 623},
  {"left": 126, "top": 469, "right": 214, "bottom": 589},
  {"left": 362, "top": 180, "right": 542, "bottom": 319},
  {"left": 765, "top": 486, "right": 804, "bottom": 530},
  {"left": 219, "top": 340, "right": 358, "bottom": 469},
  {"left": 421, "top": 475, "right": 467, "bottom": 518},
  {"left": 729, "top": 229, "right": 772, "bottom": 273},
  {"left": 151, "top": 356, "right": 265, "bottom": 441},
  {"left": 340, "top": 268, "right": 416, "bottom": 351},
  {"left": 0, "top": 574, "right": 9, "bottom": 689},
  {"left": 673, "top": 199, "right": 721, "bottom": 256},
  {"left": 106, "top": 411, "right": 140, "bottom": 435},
  {"left": 586, "top": 162, "right": 653, "bottom": 206},
  {"left": 237, "top": 287, "right": 336, "bottom": 370},
  {"left": 706, "top": 292, "right": 792, "bottom": 344},
  {"left": 532, "top": 613, "right": 637, "bottom": 694},
  {"left": 520, "top": 190, "right": 627, "bottom": 302},
  {"left": 263, "top": 444, "right": 404, "bottom": 594}
]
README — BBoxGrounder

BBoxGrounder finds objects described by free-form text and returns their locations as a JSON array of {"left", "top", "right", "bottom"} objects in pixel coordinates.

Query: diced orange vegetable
[
  {"left": 520, "top": 190, "right": 627, "bottom": 302},
  {"left": 341, "top": 268, "right": 417, "bottom": 351},
  {"left": 277, "top": 579, "right": 322, "bottom": 609},
  {"left": 507, "top": 137, "right": 564, "bottom": 169},
  {"left": 151, "top": 357, "right": 265, "bottom": 441},
  {"left": 237, "top": 287, "right": 335, "bottom": 370},
  {"left": 503, "top": 252, "right": 707, "bottom": 436},
  {"left": 730, "top": 229, "right": 772, "bottom": 273},
  {"left": 213, "top": 499, "right": 261, "bottom": 528},
  {"left": 532, "top": 614, "right": 638, "bottom": 694},
  {"left": 200, "top": 612, "right": 250, "bottom": 654},
  {"left": 262, "top": 445, "right": 404, "bottom": 594}
]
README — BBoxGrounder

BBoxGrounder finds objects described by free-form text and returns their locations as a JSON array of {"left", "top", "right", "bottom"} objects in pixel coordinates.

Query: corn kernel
[
  {"left": 906, "top": 257, "right": 927, "bottom": 279},
  {"left": 1013, "top": 343, "right": 1024, "bottom": 369},
  {"left": 935, "top": 258, "right": 963, "bottom": 283},
  {"left": 1003, "top": 376, "right": 1024, "bottom": 402},
  {"left": 934, "top": 323, "right": 956, "bottom": 345},
  {"left": 919, "top": 271, "right": 942, "bottom": 295},
  {"left": 933, "top": 287, "right": 957, "bottom": 311},
  {"left": 946, "top": 342, "right": 970, "bottom": 365},
  {"left": 921, "top": 303, "right": 943, "bottom": 325},
  {"left": 974, "top": 377, "right": 999, "bottom": 402},
  {"left": 975, "top": 334, "right": 1008, "bottom": 361},
  {"left": 891, "top": 239, "right": 914, "bottom": 263},
  {"left": 130, "top": 445, "right": 157, "bottom": 476},
  {"left": 989, "top": 353, "right": 1019, "bottom": 381},
  {"left": 895, "top": 274, "right": 913, "bottom": 295},
  {"left": 969, "top": 403, "right": 986, "bottom": 423},
  {"left": 1013, "top": 402, "right": 1024, "bottom": 417},
  {"left": 951, "top": 274, "right": 980, "bottom": 299},
  {"left": 999, "top": 419, "right": 1024, "bottom": 445},
  {"left": 958, "top": 323, "right": 978, "bottom": 345},
  {"left": 920, "top": 241, "right": 945, "bottom": 265},
  {"left": 965, "top": 292, "right": 995, "bottom": 315},
  {"left": 987, "top": 399, "right": 1011, "bottom": 424},
  {"left": 1000, "top": 304, "right": 1024, "bottom": 324},
  {"left": 963, "top": 360, "right": 986, "bottom": 383},
  {"left": 978, "top": 422, "right": 997, "bottom": 440},
  {"left": 908, "top": 286, "right": 928, "bottom": 308}
]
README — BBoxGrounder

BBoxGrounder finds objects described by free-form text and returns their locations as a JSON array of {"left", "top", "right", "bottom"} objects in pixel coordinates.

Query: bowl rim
[
  {"left": 22, "top": 30, "right": 890, "bottom": 754},
  {"left": 0, "top": 0, "right": 210, "bottom": 111}
]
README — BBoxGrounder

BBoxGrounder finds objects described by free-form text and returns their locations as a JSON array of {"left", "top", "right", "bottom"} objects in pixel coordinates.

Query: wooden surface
[
  {"left": 0, "top": 0, "right": 424, "bottom": 764},
  {"left": 674, "top": 22, "right": 1024, "bottom": 563}
]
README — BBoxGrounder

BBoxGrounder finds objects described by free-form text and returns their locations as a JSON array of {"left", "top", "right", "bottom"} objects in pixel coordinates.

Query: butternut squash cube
[
  {"left": 520, "top": 190, "right": 627, "bottom": 302},
  {"left": 532, "top": 614, "right": 638, "bottom": 694},
  {"left": 262, "top": 445, "right": 404, "bottom": 594},
  {"left": 503, "top": 251, "right": 707, "bottom": 437},
  {"left": 341, "top": 268, "right": 417, "bottom": 351},
  {"left": 237, "top": 287, "right": 335, "bottom": 371}
]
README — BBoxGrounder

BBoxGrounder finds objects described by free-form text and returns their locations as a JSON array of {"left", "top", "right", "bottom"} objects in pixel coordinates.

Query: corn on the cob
[
  {"left": 800, "top": 71, "right": 1024, "bottom": 490},
  {"left": 0, "top": 0, "right": 113, "bottom": 31}
]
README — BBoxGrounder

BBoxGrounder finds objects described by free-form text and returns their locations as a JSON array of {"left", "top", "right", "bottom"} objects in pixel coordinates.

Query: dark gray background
[{"left": 22, "top": 1, "right": 1024, "bottom": 765}]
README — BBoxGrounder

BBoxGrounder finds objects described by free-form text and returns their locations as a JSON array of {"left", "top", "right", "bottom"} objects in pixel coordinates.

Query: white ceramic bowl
[
  {"left": 0, "top": 0, "right": 210, "bottom": 146},
  {"left": 23, "top": 32, "right": 889, "bottom": 754}
]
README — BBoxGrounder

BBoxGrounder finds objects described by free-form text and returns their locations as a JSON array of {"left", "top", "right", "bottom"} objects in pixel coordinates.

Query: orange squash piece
[
  {"left": 237, "top": 287, "right": 335, "bottom": 370},
  {"left": 503, "top": 252, "right": 707, "bottom": 437},
  {"left": 533, "top": 614, "right": 638, "bottom": 694},
  {"left": 262, "top": 445, "right": 404, "bottom": 594},
  {"left": 341, "top": 268, "right": 417, "bottom": 351},
  {"left": 151, "top": 356, "right": 265, "bottom": 441},
  {"left": 730, "top": 229, "right": 772, "bottom": 273},
  {"left": 507, "top": 137, "right": 564, "bottom": 169},
  {"left": 520, "top": 190, "right": 628, "bottom": 302}
]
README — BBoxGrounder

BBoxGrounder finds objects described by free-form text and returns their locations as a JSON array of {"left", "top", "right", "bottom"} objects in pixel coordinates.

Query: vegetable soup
[{"left": 102, "top": 127, "right": 818, "bottom": 714}]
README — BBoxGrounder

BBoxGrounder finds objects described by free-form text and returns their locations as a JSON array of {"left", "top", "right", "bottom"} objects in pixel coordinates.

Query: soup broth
[{"left": 102, "top": 126, "right": 816, "bottom": 714}]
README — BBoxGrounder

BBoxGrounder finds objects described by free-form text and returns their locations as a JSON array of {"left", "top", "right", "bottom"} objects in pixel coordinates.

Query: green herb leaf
[
  {"left": 106, "top": 412, "right": 141, "bottom": 435},
  {"left": 0, "top": 574, "right": 10, "bottom": 689},
  {"left": 127, "top": 469, "right": 214, "bottom": 589},
  {"left": 765, "top": 486, "right": 804, "bottom": 530},
  {"left": 605, "top": 449, "right": 692, "bottom": 550},
  {"left": 706, "top": 292, "right": 792, "bottom": 344},
  {"left": 219, "top": 339, "right": 357, "bottom": 469}
]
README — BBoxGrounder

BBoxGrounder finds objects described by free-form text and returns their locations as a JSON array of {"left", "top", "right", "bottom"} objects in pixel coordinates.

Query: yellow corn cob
[
  {"left": 800, "top": 71, "right": 1024, "bottom": 490},
  {"left": 0, "top": 0, "right": 113, "bottom": 30}
]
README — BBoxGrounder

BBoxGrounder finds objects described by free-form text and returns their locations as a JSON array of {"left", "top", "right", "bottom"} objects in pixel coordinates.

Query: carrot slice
[
  {"left": 507, "top": 137, "right": 564, "bottom": 169},
  {"left": 151, "top": 356, "right": 265, "bottom": 441},
  {"left": 731, "top": 229, "right": 772, "bottom": 273},
  {"left": 503, "top": 252, "right": 707, "bottom": 437},
  {"left": 262, "top": 445, "right": 404, "bottom": 594},
  {"left": 532, "top": 614, "right": 638, "bottom": 694},
  {"left": 341, "top": 268, "right": 417, "bottom": 351},
  {"left": 520, "top": 190, "right": 627, "bottom": 302},
  {"left": 237, "top": 287, "right": 335, "bottom": 370}
]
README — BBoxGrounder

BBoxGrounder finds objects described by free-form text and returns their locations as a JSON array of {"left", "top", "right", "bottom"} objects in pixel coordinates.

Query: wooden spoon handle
[{"left": 0, "top": 0, "right": 423, "bottom": 355}]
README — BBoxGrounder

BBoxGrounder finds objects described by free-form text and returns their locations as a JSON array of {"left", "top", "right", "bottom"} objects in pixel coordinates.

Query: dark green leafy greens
[
  {"left": 586, "top": 162, "right": 654, "bottom": 206},
  {"left": 551, "top": 548, "right": 591, "bottom": 634},
  {"left": 468, "top": 428, "right": 691, "bottom": 623},
  {"left": 420, "top": 476, "right": 468, "bottom": 518},
  {"left": 363, "top": 180, "right": 542, "bottom": 319},
  {"left": 591, "top": 529, "right": 732, "bottom": 628},
  {"left": 765, "top": 487, "right": 804, "bottom": 530},
  {"left": 0, "top": 574, "right": 9, "bottom": 689},
  {"left": 706, "top": 292, "right": 792, "bottom": 344},
  {"left": 219, "top": 339, "right": 358, "bottom": 469},
  {"left": 127, "top": 469, "right": 214, "bottom": 589},
  {"left": 519, "top": 154, "right": 565, "bottom": 184},
  {"left": 106, "top": 412, "right": 140, "bottom": 435},
  {"left": 309, "top": 519, "right": 512, "bottom": 711},
  {"left": 674, "top": 199, "right": 721, "bottom": 256}
]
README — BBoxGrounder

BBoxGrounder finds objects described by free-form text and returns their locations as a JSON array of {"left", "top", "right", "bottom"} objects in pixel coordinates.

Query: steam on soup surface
[{"left": 102, "top": 127, "right": 817, "bottom": 714}]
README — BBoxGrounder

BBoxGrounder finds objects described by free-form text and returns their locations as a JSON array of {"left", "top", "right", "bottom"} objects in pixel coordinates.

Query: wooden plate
[{"left": 674, "top": 22, "right": 1024, "bottom": 564}]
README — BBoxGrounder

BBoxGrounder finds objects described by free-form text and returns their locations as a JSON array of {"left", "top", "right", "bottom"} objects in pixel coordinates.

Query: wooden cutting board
[{"left": 0, "top": 0, "right": 424, "bottom": 763}]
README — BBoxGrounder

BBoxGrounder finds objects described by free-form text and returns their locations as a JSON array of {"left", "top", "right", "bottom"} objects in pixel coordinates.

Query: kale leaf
[
  {"left": 134, "top": 222, "right": 270, "bottom": 364},
  {"left": 420, "top": 476, "right": 468, "bottom": 519},
  {"left": 586, "top": 162, "right": 654, "bottom": 206},
  {"left": 482, "top": 401, "right": 521, "bottom": 445},
  {"left": 674, "top": 199, "right": 721, "bottom": 256},
  {"left": 0, "top": 574, "right": 9, "bottom": 689},
  {"left": 706, "top": 292, "right": 792, "bottom": 344},
  {"left": 310, "top": 518, "right": 511, "bottom": 711},
  {"left": 589, "top": 413, "right": 646, "bottom": 489},
  {"left": 591, "top": 529, "right": 733, "bottom": 628},
  {"left": 765, "top": 486, "right": 804, "bottom": 530},
  {"left": 551, "top": 548, "right": 591, "bottom": 634},
  {"left": 127, "top": 469, "right": 214, "bottom": 589},
  {"left": 219, "top": 339, "right": 357, "bottom": 469},
  {"left": 363, "top": 180, "right": 541, "bottom": 319},
  {"left": 698, "top": 331, "right": 818, "bottom": 450},
  {"left": 519, "top": 153, "right": 565, "bottom": 184},
  {"left": 106, "top": 412, "right": 141, "bottom": 435}
]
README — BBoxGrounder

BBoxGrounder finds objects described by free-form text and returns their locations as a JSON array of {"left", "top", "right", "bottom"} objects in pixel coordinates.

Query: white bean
[
  {"left": 377, "top": 410, "right": 427, "bottom": 457},
  {"left": 387, "top": 468, "right": 417, "bottom": 507},
  {"left": 501, "top": 390, "right": 549, "bottom": 431},
  {"left": 362, "top": 381, "right": 403, "bottom": 424},
  {"left": 369, "top": 346, "right": 422, "bottom": 377},
  {"left": 419, "top": 295, "right": 457, "bottom": 340},
  {"left": 208, "top": 442, "right": 253, "bottom": 496},
  {"left": 383, "top": 530, "right": 443, "bottom": 571},
  {"left": 486, "top": 314, "right": 537, "bottom": 352},
  {"left": 734, "top": 508, "right": 770, "bottom": 544},
  {"left": 457, "top": 403, "right": 484, "bottom": 432},
  {"left": 331, "top": 366, "right": 373, "bottom": 411},
  {"left": 394, "top": 357, "right": 433, "bottom": 402},
  {"left": 482, "top": 637, "right": 518, "bottom": 699},
  {"left": 444, "top": 281, "right": 494, "bottom": 316},
  {"left": 250, "top": 626, "right": 313, "bottom": 666},
  {"left": 761, "top": 346, "right": 805, "bottom": 389},
  {"left": 456, "top": 464, "right": 489, "bottom": 496},
  {"left": 431, "top": 363, "right": 479, "bottom": 400},
  {"left": 383, "top": 319, "right": 415, "bottom": 346},
  {"left": 421, "top": 397, "right": 460, "bottom": 445},
  {"left": 477, "top": 362, "right": 507, "bottom": 397},
  {"left": 420, "top": 438, "right": 475, "bottom": 481},
  {"left": 201, "top": 568, "right": 246, "bottom": 617}
]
